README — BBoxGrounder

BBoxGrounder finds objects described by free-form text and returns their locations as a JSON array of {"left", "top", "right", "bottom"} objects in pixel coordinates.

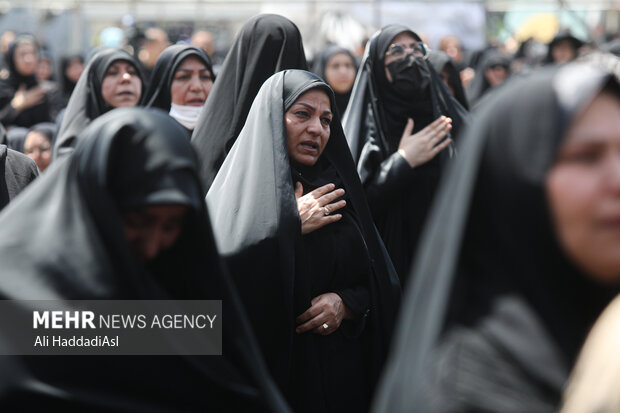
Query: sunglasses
[{"left": 385, "top": 42, "right": 428, "bottom": 59}]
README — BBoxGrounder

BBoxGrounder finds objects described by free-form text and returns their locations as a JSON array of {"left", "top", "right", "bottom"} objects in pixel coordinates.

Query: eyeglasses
[{"left": 385, "top": 42, "right": 428, "bottom": 59}]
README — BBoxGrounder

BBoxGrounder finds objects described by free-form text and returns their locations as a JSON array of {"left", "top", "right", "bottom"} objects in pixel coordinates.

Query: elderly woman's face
[
  {"left": 547, "top": 91, "right": 620, "bottom": 283},
  {"left": 285, "top": 89, "right": 332, "bottom": 167},
  {"left": 170, "top": 55, "right": 213, "bottom": 106},
  {"left": 101, "top": 60, "right": 141, "bottom": 108}
]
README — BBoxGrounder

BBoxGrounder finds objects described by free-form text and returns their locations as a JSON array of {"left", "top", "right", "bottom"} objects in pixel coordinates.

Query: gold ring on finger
[{"left": 323, "top": 206, "right": 330, "bottom": 216}]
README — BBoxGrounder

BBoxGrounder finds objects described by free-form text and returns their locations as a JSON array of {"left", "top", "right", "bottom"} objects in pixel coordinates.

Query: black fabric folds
[
  {"left": 312, "top": 44, "right": 358, "bottom": 116},
  {"left": 372, "top": 58, "right": 620, "bottom": 412},
  {"left": 206, "top": 70, "right": 400, "bottom": 410},
  {"left": 0, "top": 107, "right": 289, "bottom": 413},
  {"left": 342, "top": 25, "right": 468, "bottom": 286},
  {"left": 143, "top": 44, "right": 214, "bottom": 111},
  {"left": 191, "top": 14, "right": 308, "bottom": 193},
  {"left": 54, "top": 48, "right": 145, "bottom": 160}
]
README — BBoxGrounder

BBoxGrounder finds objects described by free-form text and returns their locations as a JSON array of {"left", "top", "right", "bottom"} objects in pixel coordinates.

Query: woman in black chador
[
  {"left": 143, "top": 44, "right": 214, "bottom": 132},
  {"left": 372, "top": 56, "right": 620, "bottom": 412},
  {"left": 54, "top": 48, "right": 144, "bottom": 159},
  {"left": 207, "top": 70, "right": 400, "bottom": 412},
  {"left": 0, "top": 107, "right": 289, "bottom": 413},
  {"left": 0, "top": 35, "right": 60, "bottom": 128},
  {"left": 191, "top": 14, "right": 308, "bottom": 193},
  {"left": 343, "top": 25, "right": 467, "bottom": 286}
]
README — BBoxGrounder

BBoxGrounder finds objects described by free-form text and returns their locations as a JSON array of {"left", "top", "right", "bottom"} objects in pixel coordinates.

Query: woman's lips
[
  {"left": 185, "top": 99, "right": 205, "bottom": 106},
  {"left": 300, "top": 141, "right": 319, "bottom": 154}
]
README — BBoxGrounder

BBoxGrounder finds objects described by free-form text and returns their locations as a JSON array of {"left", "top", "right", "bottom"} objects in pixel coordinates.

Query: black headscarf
[
  {"left": 466, "top": 48, "right": 511, "bottom": 107},
  {"left": 0, "top": 35, "right": 53, "bottom": 127},
  {"left": 143, "top": 44, "right": 214, "bottom": 111},
  {"left": 59, "top": 53, "right": 84, "bottom": 105},
  {"left": 372, "top": 58, "right": 620, "bottom": 412},
  {"left": 342, "top": 25, "right": 468, "bottom": 285},
  {"left": 312, "top": 44, "right": 358, "bottom": 116},
  {"left": 427, "top": 50, "right": 469, "bottom": 109},
  {"left": 191, "top": 14, "right": 308, "bottom": 193},
  {"left": 53, "top": 48, "right": 145, "bottom": 160},
  {"left": 0, "top": 107, "right": 290, "bottom": 412},
  {"left": 206, "top": 70, "right": 400, "bottom": 397}
]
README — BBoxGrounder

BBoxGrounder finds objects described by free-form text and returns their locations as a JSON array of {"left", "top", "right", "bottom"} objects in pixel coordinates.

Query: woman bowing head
[{"left": 207, "top": 69, "right": 400, "bottom": 412}]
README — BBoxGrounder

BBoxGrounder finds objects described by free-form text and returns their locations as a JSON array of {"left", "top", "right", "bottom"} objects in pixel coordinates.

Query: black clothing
[
  {"left": 343, "top": 25, "right": 467, "bottom": 286},
  {"left": 143, "top": 44, "right": 214, "bottom": 111},
  {"left": 206, "top": 70, "right": 400, "bottom": 412},
  {"left": 0, "top": 143, "right": 37, "bottom": 210},
  {"left": 372, "top": 60, "right": 620, "bottom": 412},
  {"left": 0, "top": 107, "right": 289, "bottom": 413},
  {"left": 427, "top": 50, "right": 469, "bottom": 109},
  {"left": 466, "top": 49, "right": 511, "bottom": 107},
  {"left": 0, "top": 35, "right": 58, "bottom": 128},
  {"left": 54, "top": 48, "right": 145, "bottom": 160},
  {"left": 191, "top": 14, "right": 308, "bottom": 193},
  {"left": 312, "top": 44, "right": 358, "bottom": 116}
]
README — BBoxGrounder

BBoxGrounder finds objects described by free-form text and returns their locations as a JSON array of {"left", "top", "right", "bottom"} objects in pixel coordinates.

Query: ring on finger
[
  {"left": 322, "top": 323, "right": 329, "bottom": 330},
  {"left": 323, "top": 206, "right": 330, "bottom": 216}
]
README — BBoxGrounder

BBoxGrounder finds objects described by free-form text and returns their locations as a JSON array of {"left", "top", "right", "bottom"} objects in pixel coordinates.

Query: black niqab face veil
[
  {"left": 143, "top": 44, "right": 214, "bottom": 111},
  {"left": 191, "top": 13, "right": 308, "bottom": 193},
  {"left": 0, "top": 107, "right": 289, "bottom": 412},
  {"left": 54, "top": 48, "right": 145, "bottom": 160},
  {"left": 372, "top": 58, "right": 620, "bottom": 412},
  {"left": 207, "top": 69, "right": 400, "bottom": 393}
]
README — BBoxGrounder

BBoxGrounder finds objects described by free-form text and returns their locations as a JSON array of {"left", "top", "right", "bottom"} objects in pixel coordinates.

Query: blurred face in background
[
  {"left": 547, "top": 90, "right": 620, "bottom": 283},
  {"left": 24, "top": 131, "right": 52, "bottom": 172},
  {"left": 440, "top": 36, "right": 463, "bottom": 65},
  {"left": 14, "top": 41, "right": 39, "bottom": 77},
  {"left": 324, "top": 52, "right": 356, "bottom": 94},
  {"left": 65, "top": 58, "right": 84, "bottom": 84},
  {"left": 552, "top": 39, "right": 578, "bottom": 64},
  {"left": 485, "top": 64, "right": 509, "bottom": 87},
  {"left": 36, "top": 57, "right": 53, "bottom": 82},
  {"left": 101, "top": 60, "right": 141, "bottom": 108}
]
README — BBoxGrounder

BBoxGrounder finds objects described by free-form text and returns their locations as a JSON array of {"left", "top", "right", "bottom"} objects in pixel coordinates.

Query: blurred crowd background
[{"left": 1, "top": 0, "right": 618, "bottom": 76}]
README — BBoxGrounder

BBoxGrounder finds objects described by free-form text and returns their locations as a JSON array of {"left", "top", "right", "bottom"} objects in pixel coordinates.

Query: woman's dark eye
[
  {"left": 296, "top": 111, "right": 310, "bottom": 118},
  {"left": 106, "top": 70, "right": 119, "bottom": 77},
  {"left": 176, "top": 75, "right": 190, "bottom": 81},
  {"left": 321, "top": 118, "right": 332, "bottom": 126}
]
